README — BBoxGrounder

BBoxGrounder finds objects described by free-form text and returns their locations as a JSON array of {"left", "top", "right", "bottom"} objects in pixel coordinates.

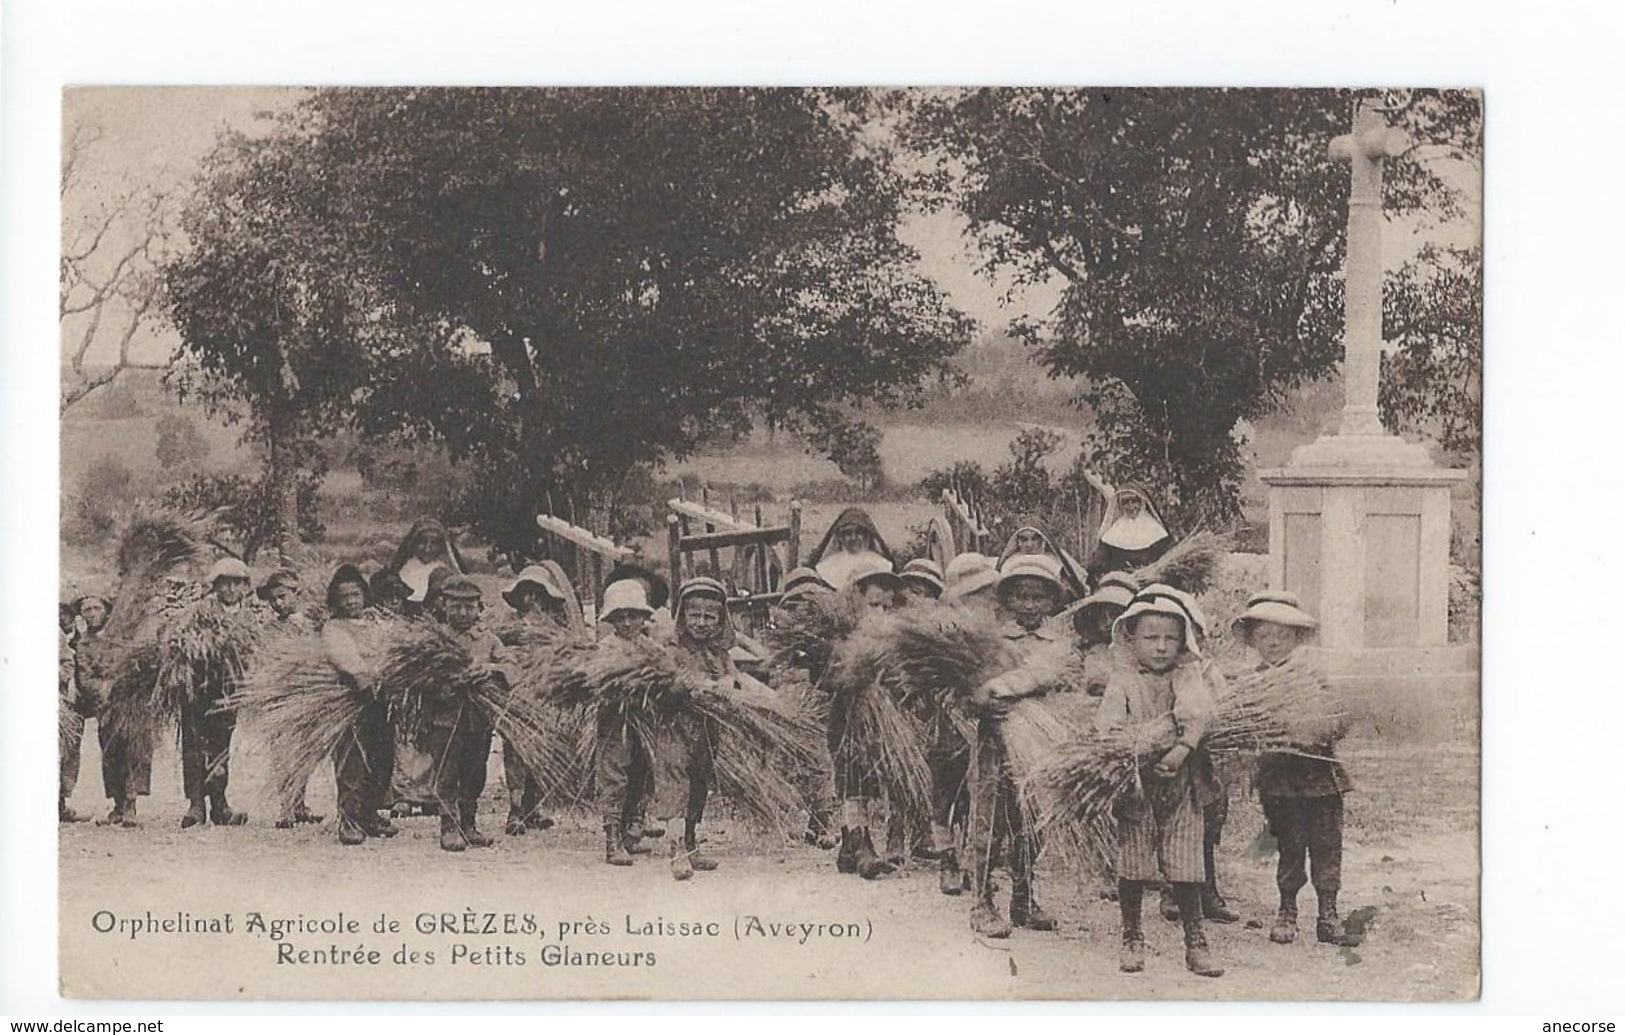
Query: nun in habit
[
  {"left": 1081, "top": 472, "right": 1174, "bottom": 577},
  {"left": 808, "top": 507, "right": 896, "bottom": 591}
]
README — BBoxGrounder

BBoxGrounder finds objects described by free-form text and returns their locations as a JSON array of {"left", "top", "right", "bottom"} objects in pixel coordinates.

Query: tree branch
[
  {"left": 1037, "top": 237, "right": 1085, "bottom": 284},
  {"left": 60, "top": 367, "right": 120, "bottom": 415}
]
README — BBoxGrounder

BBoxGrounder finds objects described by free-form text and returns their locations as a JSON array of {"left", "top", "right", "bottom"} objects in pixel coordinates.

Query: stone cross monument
[{"left": 1259, "top": 98, "right": 1474, "bottom": 694}]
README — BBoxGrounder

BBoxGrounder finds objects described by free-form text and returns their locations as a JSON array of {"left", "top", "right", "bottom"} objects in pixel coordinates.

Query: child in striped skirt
[{"left": 1097, "top": 588, "right": 1224, "bottom": 978}]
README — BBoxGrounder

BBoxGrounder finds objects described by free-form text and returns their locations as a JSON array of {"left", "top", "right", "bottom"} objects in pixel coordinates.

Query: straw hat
[
  {"left": 603, "top": 561, "right": 671, "bottom": 612},
  {"left": 1231, "top": 590, "right": 1318, "bottom": 638},
  {"left": 997, "top": 554, "right": 1067, "bottom": 598},
  {"left": 944, "top": 552, "right": 1000, "bottom": 601},
  {"left": 900, "top": 558, "right": 945, "bottom": 597},
  {"left": 600, "top": 579, "right": 653, "bottom": 620},
  {"left": 503, "top": 565, "right": 569, "bottom": 610},
  {"left": 781, "top": 566, "right": 835, "bottom": 598},
  {"left": 1065, "top": 580, "right": 1137, "bottom": 636},
  {"left": 847, "top": 555, "right": 903, "bottom": 594},
  {"left": 1112, "top": 586, "right": 1203, "bottom": 656},
  {"left": 1145, "top": 582, "right": 1212, "bottom": 641},
  {"left": 206, "top": 557, "right": 251, "bottom": 585}
]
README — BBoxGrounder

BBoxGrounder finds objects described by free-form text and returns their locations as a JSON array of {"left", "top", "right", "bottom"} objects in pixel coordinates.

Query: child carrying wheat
[{"left": 1232, "top": 591, "right": 1361, "bottom": 948}]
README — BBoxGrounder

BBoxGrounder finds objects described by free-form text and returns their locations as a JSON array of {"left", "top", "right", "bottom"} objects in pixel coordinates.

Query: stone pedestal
[{"left": 1261, "top": 433, "right": 1476, "bottom": 698}]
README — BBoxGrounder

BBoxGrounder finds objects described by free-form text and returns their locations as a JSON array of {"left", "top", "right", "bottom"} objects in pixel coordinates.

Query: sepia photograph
[{"left": 49, "top": 83, "right": 1482, "bottom": 1002}]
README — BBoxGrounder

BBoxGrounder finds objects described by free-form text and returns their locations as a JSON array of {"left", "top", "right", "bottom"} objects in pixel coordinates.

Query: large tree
[
  {"left": 167, "top": 88, "right": 971, "bottom": 559},
  {"left": 164, "top": 124, "right": 391, "bottom": 560},
  {"left": 908, "top": 88, "right": 1481, "bottom": 526}
]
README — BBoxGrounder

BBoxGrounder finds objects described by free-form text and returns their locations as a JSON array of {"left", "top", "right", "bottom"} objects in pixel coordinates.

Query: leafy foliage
[
  {"left": 159, "top": 472, "right": 325, "bottom": 562},
  {"left": 154, "top": 414, "right": 212, "bottom": 471},
  {"left": 64, "top": 454, "right": 139, "bottom": 545},
  {"left": 907, "top": 88, "right": 1481, "bottom": 526},
  {"left": 919, "top": 429, "right": 1103, "bottom": 558},
  {"left": 1380, "top": 244, "right": 1482, "bottom": 458},
  {"left": 806, "top": 419, "right": 887, "bottom": 491},
  {"left": 167, "top": 88, "right": 973, "bottom": 559}
]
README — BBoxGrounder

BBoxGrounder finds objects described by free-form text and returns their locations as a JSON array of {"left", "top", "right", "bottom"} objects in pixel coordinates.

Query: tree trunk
[{"left": 266, "top": 432, "right": 301, "bottom": 566}]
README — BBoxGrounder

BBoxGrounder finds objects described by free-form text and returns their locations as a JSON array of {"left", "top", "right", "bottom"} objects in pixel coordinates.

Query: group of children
[{"left": 59, "top": 502, "right": 1359, "bottom": 976}]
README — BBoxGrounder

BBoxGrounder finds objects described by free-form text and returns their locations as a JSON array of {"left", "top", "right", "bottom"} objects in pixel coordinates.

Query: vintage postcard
[{"left": 56, "top": 85, "right": 1481, "bottom": 1001}]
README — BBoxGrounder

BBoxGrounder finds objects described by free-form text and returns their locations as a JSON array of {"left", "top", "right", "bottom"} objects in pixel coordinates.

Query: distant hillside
[{"left": 61, "top": 369, "right": 254, "bottom": 485}]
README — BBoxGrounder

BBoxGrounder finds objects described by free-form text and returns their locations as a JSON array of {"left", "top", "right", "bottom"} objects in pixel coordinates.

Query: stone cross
[{"left": 1328, "top": 100, "right": 1410, "bottom": 437}]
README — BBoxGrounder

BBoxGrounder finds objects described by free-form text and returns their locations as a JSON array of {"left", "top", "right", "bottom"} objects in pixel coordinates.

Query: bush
[
  {"left": 160, "top": 472, "right": 325, "bottom": 562},
  {"left": 80, "top": 382, "right": 147, "bottom": 420},
  {"left": 154, "top": 414, "right": 212, "bottom": 471},
  {"left": 64, "top": 454, "right": 138, "bottom": 545}
]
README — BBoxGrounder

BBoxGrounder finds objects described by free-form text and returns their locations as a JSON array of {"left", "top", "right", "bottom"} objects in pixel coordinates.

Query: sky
[{"left": 60, "top": 86, "right": 1480, "bottom": 370}]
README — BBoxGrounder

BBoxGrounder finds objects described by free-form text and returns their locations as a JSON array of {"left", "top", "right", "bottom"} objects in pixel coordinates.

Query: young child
[
  {"left": 594, "top": 579, "right": 657, "bottom": 867},
  {"left": 497, "top": 564, "right": 581, "bottom": 836},
  {"left": 658, "top": 577, "right": 737, "bottom": 879},
  {"left": 424, "top": 575, "right": 507, "bottom": 852},
  {"left": 1143, "top": 585, "right": 1241, "bottom": 926},
  {"left": 1098, "top": 589, "right": 1224, "bottom": 978},
  {"left": 173, "top": 558, "right": 256, "bottom": 830},
  {"left": 967, "top": 555, "right": 1071, "bottom": 938},
  {"left": 1232, "top": 590, "right": 1359, "bottom": 947},
  {"left": 322, "top": 565, "right": 398, "bottom": 846},
  {"left": 1067, "top": 572, "right": 1137, "bottom": 699}
]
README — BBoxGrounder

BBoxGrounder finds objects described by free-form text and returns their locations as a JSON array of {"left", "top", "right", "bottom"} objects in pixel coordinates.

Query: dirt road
[{"left": 59, "top": 733, "right": 1478, "bottom": 1002}]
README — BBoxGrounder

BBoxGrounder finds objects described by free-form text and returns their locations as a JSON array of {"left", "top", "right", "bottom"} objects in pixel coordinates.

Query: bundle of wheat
[
  {"left": 105, "top": 509, "right": 215, "bottom": 642},
  {"left": 1130, "top": 531, "right": 1232, "bottom": 595},
  {"left": 1029, "top": 653, "right": 1347, "bottom": 869},
  {"left": 493, "top": 626, "right": 600, "bottom": 807},
  {"left": 761, "top": 595, "right": 852, "bottom": 679},
  {"left": 224, "top": 633, "right": 372, "bottom": 810},
  {"left": 376, "top": 621, "right": 493, "bottom": 741},
  {"left": 98, "top": 640, "right": 162, "bottom": 741},
  {"left": 547, "top": 640, "right": 823, "bottom": 830},
  {"left": 694, "top": 671, "right": 823, "bottom": 832},
  {"left": 152, "top": 601, "right": 265, "bottom": 730},
  {"left": 820, "top": 622, "right": 934, "bottom": 818},
  {"left": 59, "top": 695, "right": 80, "bottom": 758}
]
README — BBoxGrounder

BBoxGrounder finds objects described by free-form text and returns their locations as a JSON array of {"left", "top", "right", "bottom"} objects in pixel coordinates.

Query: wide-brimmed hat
[
  {"left": 603, "top": 561, "right": 670, "bottom": 612},
  {"left": 944, "top": 552, "right": 1000, "bottom": 601},
  {"left": 781, "top": 566, "right": 835, "bottom": 599},
  {"left": 206, "top": 557, "right": 251, "bottom": 585},
  {"left": 1096, "top": 570, "right": 1139, "bottom": 595},
  {"left": 900, "top": 558, "right": 945, "bottom": 597},
  {"left": 1231, "top": 590, "right": 1318, "bottom": 638},
  {"left": 1146, "top": 582, "right": 1211, "bottom": 642},
  {"left": 1066, "top": 582, "right": 1136, "bottom": 635},
  {"left": 600, "top": 579, "right": 653, "bottom": 620},
  {"left": 1112, "top": 586, "right": 1203, "bottom": 656},
  {"left": 256, "top": 568, "right": 302, "bottom": 600},
  {"left": 503, "top": 565, "right": 569, "bottom": 610},
  {"left": 847, "top": 555, "right": 903, "bottom": 594},
  {"left": 997, "top": 554, "right": 1067, "bottom": 599}
]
